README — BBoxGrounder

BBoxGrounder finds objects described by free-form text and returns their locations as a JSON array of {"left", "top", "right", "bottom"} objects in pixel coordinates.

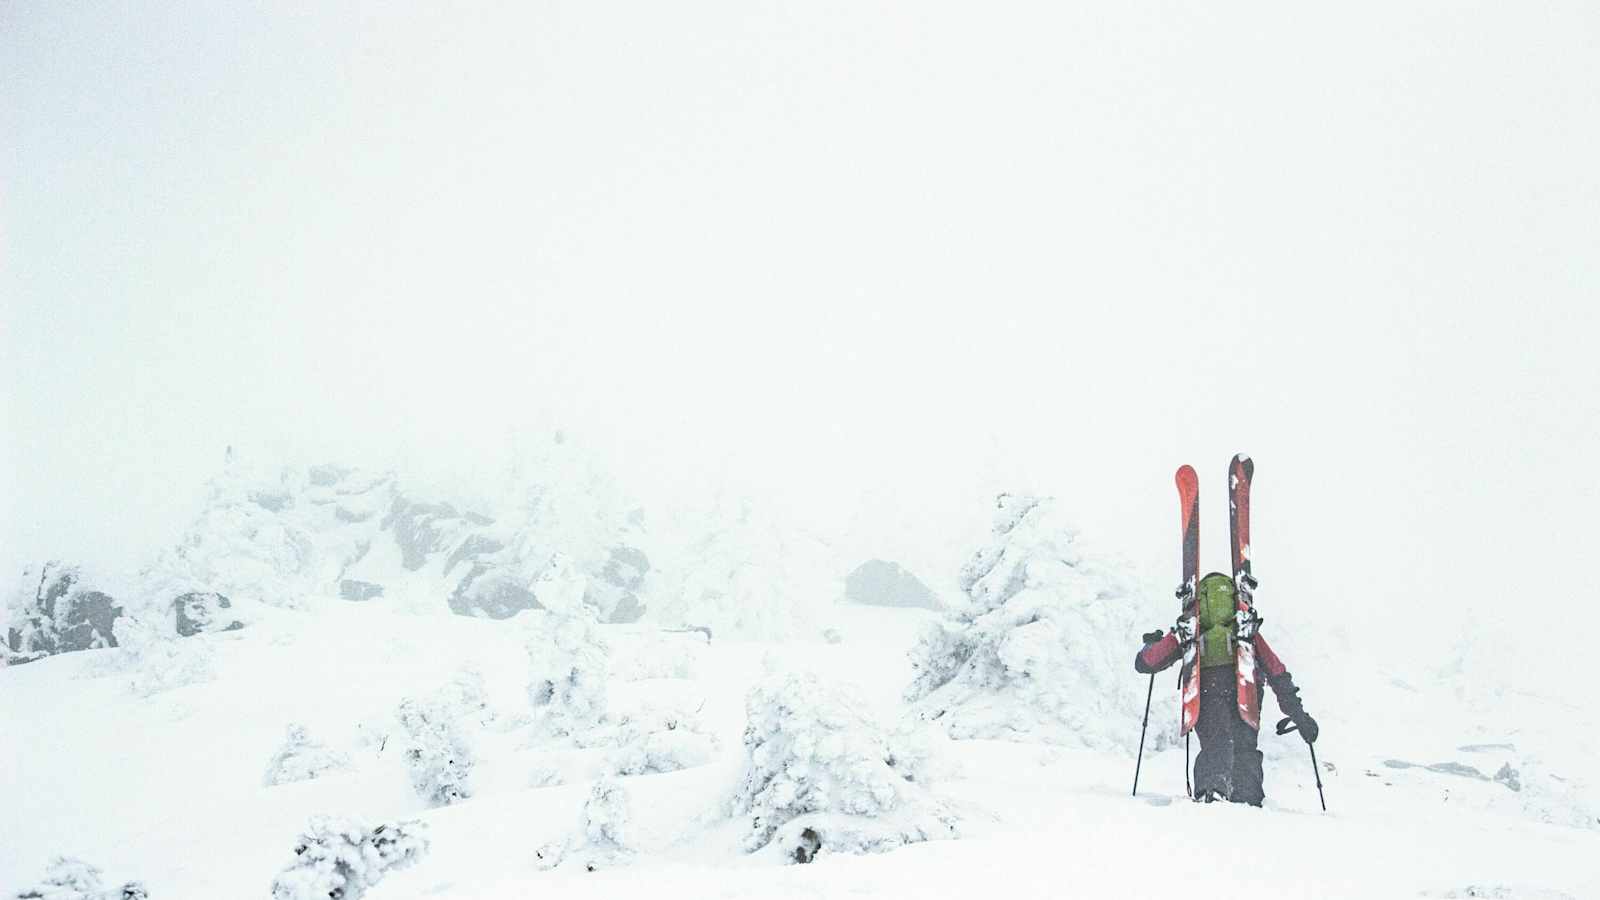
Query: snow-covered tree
[
  {"left": 648, "top": 492, "right": 837, "bottom": 640},
  {"left": 610, "top": 702, "right": 719, "bottom": 775},
  {"left": 263, "top": 724, "right": 354, "bottom": 787},
  {"left": 396, "top": 694, "right": 476, "bottom": 807},
  {"left": 12, "top": 856, "right": 145, "bottom": 899},
  {"left": 906, "top": 493, "right": 1171, "bottom": 751},
  {"left": 526, "top": 610, "right": 610, "bottom": 744},
  {"left": 269, "top": 816, "right": 428, "bottom": 900},
  {"left": 578, "top": 776, "right": 631, "bottom": 859},
  {"left": 732, "top": 671, "right": 957, "bottom": 862}
]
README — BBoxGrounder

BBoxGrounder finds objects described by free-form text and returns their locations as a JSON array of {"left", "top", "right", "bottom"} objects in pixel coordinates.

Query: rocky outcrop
[
  {"left": 588, "top": 545, "right": 649, "bottom": 623},
  {"left": 844, "top": 560, "right": 940, "bottom": 610},
  {"left": 172, "top": 592, "right": 244, "bottom": 636},
  {"left": 384, "top": 500, "right": 493, "bottom": 571},
  {"left": 449, "top": 562, "right": 542, "bottom": 619},
  {"left": 5, "top": 564, "right": 124, "bottom": 664},
  {"left": 340, "top": 580, "right": 384, "bottom": 602}
]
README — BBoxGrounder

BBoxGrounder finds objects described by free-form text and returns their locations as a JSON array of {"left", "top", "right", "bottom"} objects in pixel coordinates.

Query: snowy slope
[{"left": 3, "top": 599, "right": 1596, "bottom": 899}]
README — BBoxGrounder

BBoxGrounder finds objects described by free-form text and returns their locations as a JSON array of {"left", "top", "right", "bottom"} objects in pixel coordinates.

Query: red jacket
[
  {"left": 1135, "top": 631, "right": 1288, "bottom": 679},
  {"left": 1134, "top": 630, "right": 1295, "bottom": 720}
]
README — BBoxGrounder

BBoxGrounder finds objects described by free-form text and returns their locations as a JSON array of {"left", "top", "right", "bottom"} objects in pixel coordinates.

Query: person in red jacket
[{"left": 1135, "top": 572, "right": 1318, "bottom": 806}]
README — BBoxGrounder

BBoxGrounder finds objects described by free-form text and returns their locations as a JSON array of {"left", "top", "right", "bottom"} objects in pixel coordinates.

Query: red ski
[
  {"left": 1228, "top": 453, "right": 1260, "bottom": 731},
  {"left": 1175, "top": 464, "right": 1201, "bottom": 736}
]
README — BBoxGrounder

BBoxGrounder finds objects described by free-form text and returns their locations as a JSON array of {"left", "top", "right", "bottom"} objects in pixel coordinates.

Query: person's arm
[
  {"left": 1256, "top": 634, "right": 1318, "bottom": 742},
  {"left": 1134, "top": 631, "right": 1183, "bottom": 674}
]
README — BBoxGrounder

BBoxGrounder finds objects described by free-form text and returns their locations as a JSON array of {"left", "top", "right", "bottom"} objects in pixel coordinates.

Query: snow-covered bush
[
  {"left": 578, "top": 776, "right": 631, "bottom": 860},
  {"left": 732, "top": 671, "right": 957, "bottom": 862},
  {"left": 108, "top": 615, "right": 216, "bottom": 697},
  {"left": 396, "top": 693, "right": 476, "bottom": 806},
  {"left": 270, "top": 816, "right": 428, "bottom": 900},
  {"left": 4, "top": 562, "right": 124, "bottom": 665},
  {"left": 264, "top": 724, "right": 353, "bottom": 787},
  {"left": 648, "top": 493, "right": 836, "bottom": 640},
  {"left": 533, "top": 775, "right": 635, "bottom": 872},
  {"left": 526, "top": 611, "right": 610, "bottom": 744},
  {"left": 610, "top": 702, "right": 719, "bottom": 775},
  {"left": 906, "top": 493, "right": 1170, "bottom": 751},
  {"left": 434, "top": 667, "right": 495, "bottom": 727},
  {"left": 12, "top": 856, "right": 145, "bottom": 899}
]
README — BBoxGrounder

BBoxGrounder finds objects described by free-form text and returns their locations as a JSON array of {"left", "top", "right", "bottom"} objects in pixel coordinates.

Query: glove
[
  {"left": 1269, "top": 673, "right": 1318, "bottom": 744},
  {"left": 1174, "top": 615, "right": 1197, "bottom": 643},
  {"left": 1293, "top": 711, "right": 1319, "bottom": 744},
  {"left": 1141, "top": 629, "right": 1166, "bottom": 646},
  {"left": 1235, "top": 607, "right": 1262, "bottom": 641}
]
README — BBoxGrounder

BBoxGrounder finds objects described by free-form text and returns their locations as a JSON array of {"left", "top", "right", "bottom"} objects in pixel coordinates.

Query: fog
[{"left": 4, "top": 0, "right": 1597, "bottom": 649}]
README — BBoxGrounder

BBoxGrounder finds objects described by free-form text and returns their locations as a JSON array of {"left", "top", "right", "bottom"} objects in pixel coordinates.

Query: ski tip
[
  {"left": 1175, "top": 464, "right": 1197, "bottom": 484},
  {"left": 1231, "top": 454, "right": 1254, "bottom": 476}
]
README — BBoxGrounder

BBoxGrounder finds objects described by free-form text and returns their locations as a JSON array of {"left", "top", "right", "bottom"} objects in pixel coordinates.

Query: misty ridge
[{"left": 3, "top": 434, "right": 946, "bottom": 668}]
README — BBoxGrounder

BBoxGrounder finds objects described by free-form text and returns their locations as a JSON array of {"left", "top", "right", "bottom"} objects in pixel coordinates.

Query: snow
[
  {"left": 3, "top": 488, "right": 1598, "bottom": 898},
  {"left": 3, "top": 592, "right": 1597, "bottom": 899}
]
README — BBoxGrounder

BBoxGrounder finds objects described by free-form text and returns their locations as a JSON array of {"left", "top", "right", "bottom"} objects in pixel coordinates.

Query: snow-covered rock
[
  {"left": 262, "top": 724, "right": 353, "bottom": 787},
  {"left": 4, "top": 562, "right": 123, "bottom": 665}
]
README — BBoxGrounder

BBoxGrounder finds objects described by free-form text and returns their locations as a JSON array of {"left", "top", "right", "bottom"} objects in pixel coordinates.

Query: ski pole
[
  {"left": 1184, "top": 733, "right": 1191, "bottom": 799},
  {"left": 1276, "top": 716, "right": 1328, "bottom": 812},
  {"left": 1308, "top": 743, "right": 1327, "bottom": 812},
  {"left": 1131, "top": 629, "right": 1164, "bottom": 797}
]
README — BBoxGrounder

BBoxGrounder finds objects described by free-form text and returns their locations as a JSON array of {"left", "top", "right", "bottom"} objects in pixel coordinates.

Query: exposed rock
[
  {"left": 172, "top": 592, "right": 244, "bottom": 636},
  {"left": 845, "top": 559, "right": 940, "bottom": 610},
  {"left": 587, "top": 545, "right": 649, "bottom": 623},
  {"left": 5, "top": 564, "right": 124, "bottom": 663},
  {"left": 449, "top": 563, "right": 542, "bottom": 619},
  {"left": 250, "top": 490, "right": 293, "bottom": 512},
  {"left": 384, "top": 499, "right": 495, "bottom": 572},
  {"left": 340, "top": 580, "right": 384, "bottom": 602},
  {"left": 308, "top": 463, "right": 353, "bottom": 487},
  {"left": 1495, "top": 763, "right": 1523, "bottom": 792},
  {"left": 444, "top": 534, "right": 506, "bottom": 577},
  {"left": 335, "top": 505, "right": 374, "bottom": 523}
]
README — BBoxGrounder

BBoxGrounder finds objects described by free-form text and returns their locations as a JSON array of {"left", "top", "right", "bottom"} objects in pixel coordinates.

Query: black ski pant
[{"left": 1192, "top": 666, "right": 1264, "bottom": 805}]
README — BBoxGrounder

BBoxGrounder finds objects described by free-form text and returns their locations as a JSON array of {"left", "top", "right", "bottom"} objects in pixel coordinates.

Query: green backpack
[{"left": 1195, "top": 572, "right": 1239, "bottom": 669}]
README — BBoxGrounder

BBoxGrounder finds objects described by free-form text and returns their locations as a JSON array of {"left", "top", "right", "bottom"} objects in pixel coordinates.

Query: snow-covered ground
[{"left": 4, "top": 597, "right": 1596, "bottom": 899}]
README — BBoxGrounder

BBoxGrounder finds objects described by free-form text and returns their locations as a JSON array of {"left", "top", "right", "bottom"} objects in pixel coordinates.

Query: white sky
[{"left": 3, "top": 1, "right": 1597, "bottom": 637}]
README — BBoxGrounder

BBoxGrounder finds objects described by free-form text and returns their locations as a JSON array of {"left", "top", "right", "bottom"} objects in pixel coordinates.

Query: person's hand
[{"left": 1293, "top": 711, "right": 1319, "bottom": 744}]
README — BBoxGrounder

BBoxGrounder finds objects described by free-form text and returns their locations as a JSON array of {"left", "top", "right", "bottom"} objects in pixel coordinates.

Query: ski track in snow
[{"left": 2, "top": 604, "right": 1596, "bottom": 899}]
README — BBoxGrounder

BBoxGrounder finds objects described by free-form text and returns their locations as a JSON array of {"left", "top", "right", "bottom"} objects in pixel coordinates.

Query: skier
[{"left": 1134, "top": 571, "right": 1318, "bottom": 805}]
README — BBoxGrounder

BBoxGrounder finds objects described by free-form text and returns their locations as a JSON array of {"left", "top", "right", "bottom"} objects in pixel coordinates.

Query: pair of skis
[{"left": 1175, "top": 454, "right": 1257, "bottom": 735}]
